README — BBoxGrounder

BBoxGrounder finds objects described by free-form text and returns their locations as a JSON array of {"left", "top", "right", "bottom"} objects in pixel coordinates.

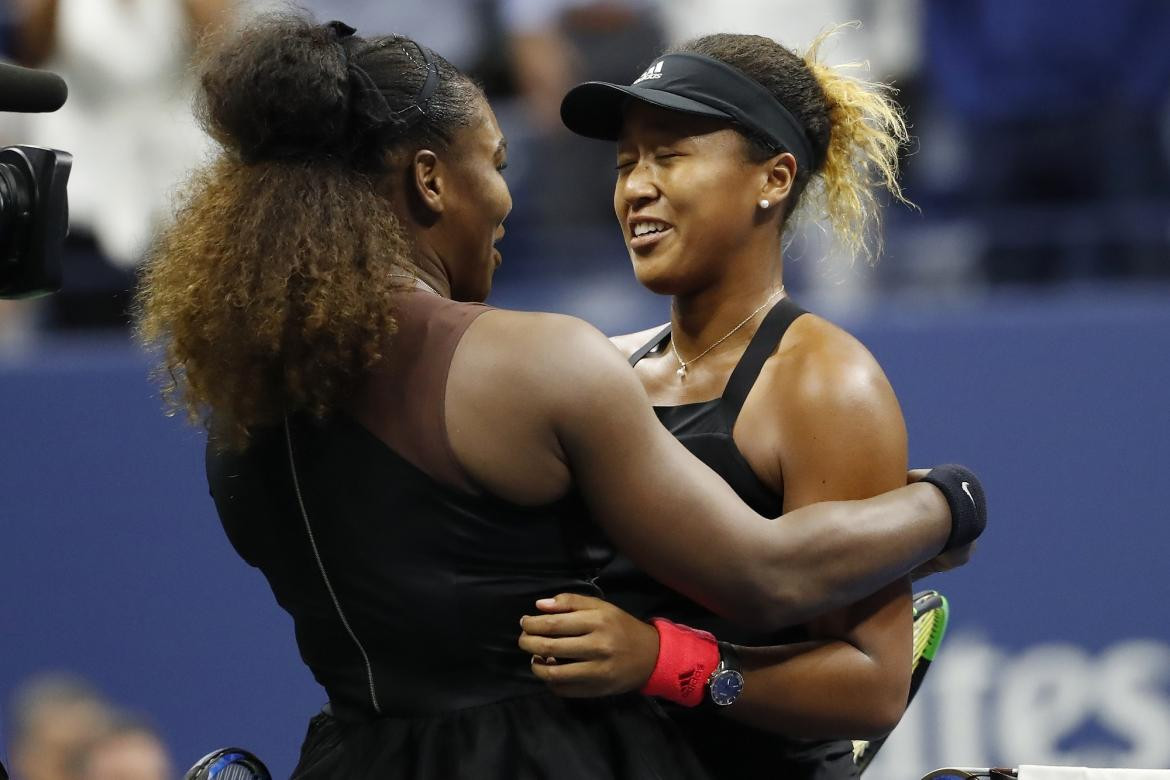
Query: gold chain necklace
[{"left": 670, "top": 287, "right": 785, "bottom": 379}]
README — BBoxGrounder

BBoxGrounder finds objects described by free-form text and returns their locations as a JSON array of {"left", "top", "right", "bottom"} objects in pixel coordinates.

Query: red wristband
[{"left": 639, "top": 617, "right": 720, "bottom": 708}]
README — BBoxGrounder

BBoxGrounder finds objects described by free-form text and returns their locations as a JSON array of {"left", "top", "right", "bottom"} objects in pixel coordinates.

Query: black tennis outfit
[
  {"left": 206, "top": 291, "right": 712, "bottom": 780},
  {"left": 599, "top": 298, "right": 859, "bottom": 780}
]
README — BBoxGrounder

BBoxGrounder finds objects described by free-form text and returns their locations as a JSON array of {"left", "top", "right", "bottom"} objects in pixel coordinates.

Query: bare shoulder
[
  {"left": 610, "top": 324, "right": 669, "bottom": 358},
  {"left": 761, "top": 311, "right": 908, "bottom": 502},
  {"left": 769, "top": 311, "right": 900, "bottom": 422},
  {"left": 470, "top": 307, "right": 593, "bottom": 342},
  {"left": 463, "top": 308, "right": 640, "bottom": 394},
  {"left": 470, "top": 308, "right": 615, "bottom": 356}
]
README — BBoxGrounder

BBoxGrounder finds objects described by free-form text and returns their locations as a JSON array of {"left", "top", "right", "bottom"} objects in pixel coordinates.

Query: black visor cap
[
  {"left": 560, "top": 52, "right": 815, "bottom": 173},
  {"left": 561, "top": 81, "right": 734, "bottom": 140}
]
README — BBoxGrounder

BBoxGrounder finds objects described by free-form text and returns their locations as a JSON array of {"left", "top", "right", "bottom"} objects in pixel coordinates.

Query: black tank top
[{"left": 599, "top": 297, "right": 859, "bottom": 780}]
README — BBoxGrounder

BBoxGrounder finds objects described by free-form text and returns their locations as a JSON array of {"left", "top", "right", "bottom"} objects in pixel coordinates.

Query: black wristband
[{"left": 921, "top": 464, "right": 987, "bottom": 553}]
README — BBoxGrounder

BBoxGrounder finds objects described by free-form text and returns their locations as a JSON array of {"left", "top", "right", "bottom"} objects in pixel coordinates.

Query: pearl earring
[{"left": 759, "top": 199, "right": 770, "bottom": 209}]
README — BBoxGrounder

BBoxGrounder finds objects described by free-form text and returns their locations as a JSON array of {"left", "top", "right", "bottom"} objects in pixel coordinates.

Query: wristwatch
[{"left": 707, "top": 641, "right": 744, "bottom": 707}]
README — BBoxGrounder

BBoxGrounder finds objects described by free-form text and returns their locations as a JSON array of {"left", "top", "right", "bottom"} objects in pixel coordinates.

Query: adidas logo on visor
[{"left": 633, "top": 61, "right": 663, "bottom": 83}]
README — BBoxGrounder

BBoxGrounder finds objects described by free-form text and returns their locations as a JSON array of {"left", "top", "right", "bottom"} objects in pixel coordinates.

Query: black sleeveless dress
[
  {"left": 206, "top": 293, "right": 713, "bottom": 779},
  {"left": 599, "top": 298, "right": 859, "bottom": 780}
]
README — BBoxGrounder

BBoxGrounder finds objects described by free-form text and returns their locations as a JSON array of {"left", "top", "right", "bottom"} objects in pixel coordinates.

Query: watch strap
[{"left": 715, "top": 641, "right": 741, "bottom": 675}]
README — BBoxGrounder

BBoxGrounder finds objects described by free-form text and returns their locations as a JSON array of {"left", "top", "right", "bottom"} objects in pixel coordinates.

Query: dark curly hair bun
[
  {"left": 199, "top": 15, "right": 360, "bottom": 162},
  {"left": 196, "top": 12, "right": 481, "bottom": 170}
]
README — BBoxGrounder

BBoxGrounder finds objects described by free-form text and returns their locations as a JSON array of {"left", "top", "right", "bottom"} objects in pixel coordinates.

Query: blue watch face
[{"left": 710, "top": 669, "right": 744, "bottom": 706}]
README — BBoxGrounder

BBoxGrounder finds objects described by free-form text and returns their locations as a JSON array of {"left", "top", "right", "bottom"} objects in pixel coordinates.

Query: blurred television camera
[{"left": 0, "top": 60, "right": 71, "bottom": 300}]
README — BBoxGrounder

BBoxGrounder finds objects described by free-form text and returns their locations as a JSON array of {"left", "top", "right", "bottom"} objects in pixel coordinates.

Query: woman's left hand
[{"left": 519, "top": 593, "right": 660, "bottom": 697}]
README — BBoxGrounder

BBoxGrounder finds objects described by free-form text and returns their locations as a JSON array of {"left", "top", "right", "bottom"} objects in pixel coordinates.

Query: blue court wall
[{"left": 1, "top": 284, "right": 1168, "bottom": 778}]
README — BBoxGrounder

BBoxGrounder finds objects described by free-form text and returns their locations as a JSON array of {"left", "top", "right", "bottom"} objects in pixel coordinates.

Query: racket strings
[{"left": 913, "top": 612, "right": 940, "bottom": 662}]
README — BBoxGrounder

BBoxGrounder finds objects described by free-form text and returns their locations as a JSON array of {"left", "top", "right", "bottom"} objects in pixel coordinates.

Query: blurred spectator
[
  {"left": 9, "top": 0, "right": 230, "bottom": 330},
  {"left": 919, "top": 0, "right": 1170, "bottom": 284},
  {"left": 501, "top": 0, "right": 665, "bottom": 237},
  {"left": 7, "top": 674, "right": 114, "bottom": 780},
  {"left": 76, "top": 718, "right": 171, "bottom": 780},
  {"left": 658, "top": 0, "right": 921, "bottom": 79},
  {"left": 505, "top": 0, "right": 660, "bottom": 129},
  {"left": 0, "top": 2, "right": 17, "bottom": 57}
]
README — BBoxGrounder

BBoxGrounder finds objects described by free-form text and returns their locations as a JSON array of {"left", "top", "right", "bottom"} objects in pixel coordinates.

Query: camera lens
[{"left": 0, "top": 157, "right": 33, "bottom": 287}]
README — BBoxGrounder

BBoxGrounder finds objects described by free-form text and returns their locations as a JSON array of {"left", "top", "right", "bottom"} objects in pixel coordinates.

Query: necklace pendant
[{"left": 676, "top": 365, "right": 687, "bottom": 378}]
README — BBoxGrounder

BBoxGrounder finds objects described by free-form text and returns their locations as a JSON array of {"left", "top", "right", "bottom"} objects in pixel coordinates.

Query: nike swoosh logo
[{"left": 961, "top": 481, "right": 976, "bottom": 507}]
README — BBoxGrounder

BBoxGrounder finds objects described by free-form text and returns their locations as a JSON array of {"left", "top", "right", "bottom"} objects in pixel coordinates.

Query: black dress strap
[
  {"left": 721, "top": 297, "right": 806, "bottom": 422},
  {"left": 629, "top": 324, "right": 673, "bottom": 367}
]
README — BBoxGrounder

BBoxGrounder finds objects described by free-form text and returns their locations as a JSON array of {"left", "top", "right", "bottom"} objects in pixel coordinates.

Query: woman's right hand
[{"left": 518, "top": 593, "right": 660, "bottom": 698}]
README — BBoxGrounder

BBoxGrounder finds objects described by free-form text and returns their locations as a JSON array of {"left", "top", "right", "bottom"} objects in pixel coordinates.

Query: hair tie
[
  {"left": 323, "top": 21, "right": 397, "bottom": 135},
  {"left": 325, "top": 20, "right": 356, "bottom": 40}
]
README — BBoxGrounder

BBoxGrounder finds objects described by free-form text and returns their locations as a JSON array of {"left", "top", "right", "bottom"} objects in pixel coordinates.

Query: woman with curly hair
[
  {"left": 521, "top": 28, "right": 937, "bottom": 779},
  {"left": 136, "top": 13, "right": 984, "bottom": 779}
]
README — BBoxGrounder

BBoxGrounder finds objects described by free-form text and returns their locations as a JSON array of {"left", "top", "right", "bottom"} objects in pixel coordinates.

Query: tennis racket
[
  {"left": 853, "top": 589, "right": 950, "bottom": 774},
  {"left": 184, "top": 748, "right": 272, "bottom": 780}
]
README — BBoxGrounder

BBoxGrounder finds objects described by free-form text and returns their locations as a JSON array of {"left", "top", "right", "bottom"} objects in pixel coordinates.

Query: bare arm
[
  {"left": 448, "top": 311, "right": 954, "bottom": 630},
  {"left": 507, "top": 27, "right": 577, "bottom": 131},
  {"left": 559, "top": 320, "right": 948, "bottom": 628},
  {"left": 720, "top": 335, "right": 912, "bottom": 736},
  {"left": 521, "top": 327, "right": 915, "bottom": 735}
]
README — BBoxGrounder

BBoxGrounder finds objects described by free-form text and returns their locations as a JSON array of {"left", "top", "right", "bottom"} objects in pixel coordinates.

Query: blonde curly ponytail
[{"left": 797, "top": 24, "right": 912, "bottom": 264}]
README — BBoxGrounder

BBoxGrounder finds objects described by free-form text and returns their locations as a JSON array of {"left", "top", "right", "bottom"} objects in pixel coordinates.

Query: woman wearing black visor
[{"left": 521, "top": 29, "right": 933, "bottom": 780}]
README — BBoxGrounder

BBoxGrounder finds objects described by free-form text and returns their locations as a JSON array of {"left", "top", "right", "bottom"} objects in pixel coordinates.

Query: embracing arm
[
  {"left": 720, "top": 339, "right": 912, "bottom": 737},
  {"left": 520, "top": 333, "right": 919, "bottom": 733},
  {"left": 449, "top": 311, "right": 958, "bottom": 630},
  {"left": 544, "top": 317, "right": 952, "bottom": 628}
]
